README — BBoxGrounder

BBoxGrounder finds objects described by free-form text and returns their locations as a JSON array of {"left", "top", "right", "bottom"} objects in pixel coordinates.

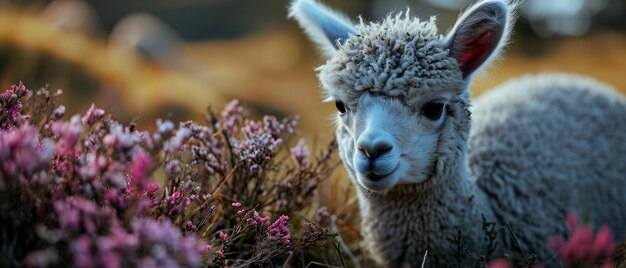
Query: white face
[{"left": 335, "top": 93, "right": 450, "bottom": 192}]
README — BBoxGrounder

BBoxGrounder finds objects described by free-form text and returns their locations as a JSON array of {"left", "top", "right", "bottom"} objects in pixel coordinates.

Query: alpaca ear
[
  {"left": 289, "top": 0, "right": 356, "bottom": 58},
  {"left": 444, "top": 0, "right": 512, "bottom": 79}
]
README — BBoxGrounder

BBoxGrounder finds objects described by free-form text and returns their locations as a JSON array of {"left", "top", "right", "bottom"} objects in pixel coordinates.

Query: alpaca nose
[
  {"left": 359, "top": 143, "right": 392, "bottom": 160},
  {"left": 357, "top": 132, "right": 394, "bottom": 161}
]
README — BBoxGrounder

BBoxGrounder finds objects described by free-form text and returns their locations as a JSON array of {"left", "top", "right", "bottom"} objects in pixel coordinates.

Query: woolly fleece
[{"left": 290, "top": 0, "right": 626, "bottom": 267}]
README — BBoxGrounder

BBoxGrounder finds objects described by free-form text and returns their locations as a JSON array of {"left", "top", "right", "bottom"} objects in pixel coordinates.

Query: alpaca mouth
[
  {"left": 365, "top": 173, "right": 388, "bottom": 181},
  {"left": 356, "top": 166, "right": 400, "bottom": 192},
  {"left": 365, "top": 165, "right": 398, "bottom": 181}
]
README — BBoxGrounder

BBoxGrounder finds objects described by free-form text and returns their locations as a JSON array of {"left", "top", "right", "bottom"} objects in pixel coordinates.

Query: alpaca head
[{"left": 290, "top": 0, "right": 513, "bottom": 192}]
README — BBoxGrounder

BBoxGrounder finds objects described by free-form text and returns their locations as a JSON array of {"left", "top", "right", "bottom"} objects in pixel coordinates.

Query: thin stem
[{"left": 507, "top": 223, "right": 528, "bottom": 262}]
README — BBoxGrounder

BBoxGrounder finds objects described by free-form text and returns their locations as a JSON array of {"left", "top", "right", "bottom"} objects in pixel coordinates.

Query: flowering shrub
[
  {"left": 550, "top": 213, "right": 615, "bottom": 268},
  {"left": 0, "top": 83, "right": 337, "bottom": 267},
  {"left": 482, "top": 212, "right": 616, "bottom": 268}
]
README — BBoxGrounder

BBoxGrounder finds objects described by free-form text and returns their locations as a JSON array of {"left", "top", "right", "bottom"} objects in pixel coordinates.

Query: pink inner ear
[{"left": 459, "top": 29, "right": 499, "bottom": 76}]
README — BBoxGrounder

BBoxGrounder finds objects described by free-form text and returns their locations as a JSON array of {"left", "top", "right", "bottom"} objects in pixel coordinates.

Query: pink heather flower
[
  {"left": 130, "top": 151, "right": 152, "bottom": 179},
  {"left": 290, "top": 138, "right": 309, "bottom": 166},
  {"left": 78, "top": 152, "right": 100, "bottom": 180},
  {"left": 488, "top": 259, "right": 512, "bottom": 268},
  {"left": 1, "top": 91, "right": 335, "bottom": 267},
  {"left": 262, "top": 116, "right": 283, "bottom": 138},
  {"left": 51, "top": 115, "right": 83, "bottom": 154},
  {"left": 165, "top": 160, "right": 180, "bottom": 176},
  {"left": 252, "top": 211, "right": 271, "bottom": 226},
  {"left": 54, "top": 201, "right": 81, "bottom": 232},
  {"left": 163, "top": 191, "right": 188, "bottom": 215},
  {"left": 566, "top": 213, "right": 578, "bottom": 230},
  {"left": 267, "top": 215, "right": 290, "bottom": 242},
  {"left": 0, "top": 125, "right": 53, "bottom": 176},
  {"left": 25, "top": 249, "right": 58, "bottom": 267},
  {"left": 144, "top": 183, "right": 160, "bottom": 195},
  {"left": 12, "top": 81, "right": 28, "bottom": 95},
  {"left": 165, "top": 127, "right": 191, "bottom": 152},
  {"left": 234, "top": 116, "right": 291, "bottom": 176},
  {"left": 71, "top": 235, "right": 94, "bottom": 268},
  {"left": 165, "top": 191, "right": 181, "bottom": 203},
  {"left": 127, "top": 218, "right": 206, "bottom": 267},
  {"left": 220, "top": 99, "right": 244, "bottom": 136},
  {"left": 0, "top": 82, "right": 29, "bottom": 129},
  {"left": 81, "top": 103, "right": 105, "bottom": 126},
  {"left": 550, "top": 212, "right": 615, "bottom": 267},
  {"left": 156, "top": 119, "right": 175, "bottom": 134},
  {"left": 127, "top": 150, "right": 159, "bottom": 198},
  {"left": 103, "top": 134, "right": 116, "bottom": 148},
  {"left": 281, "top": 235, "right": 291, "bottom": 246},
  {"left": 593, "top": 226, "right": 614, "bottom": 257},
  {"left": 215, "top": 249, "right": 224, "bottom": 258},
  {"left": 103, "top": 123, "right": 139, "bottom": 151},
  {"left": 52, "top": 105, "right": 66, "bottom": 119},
  {"left": 258, "top": 216, "right": 271, "bottom": 225},
  {"left": 53, "top": 197, "right": 116, "bottom": 236},
  {"left": 219, "top": 231, "right": 229, "bottom": 242},
  {"left": 186, "top": 221, "right": 197, "bottom": 231},
  {"left": 104, "top": 189, "right": 127, "bottom": 210}
]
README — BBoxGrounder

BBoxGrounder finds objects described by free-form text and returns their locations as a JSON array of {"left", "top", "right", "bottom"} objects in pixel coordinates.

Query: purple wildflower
[
  {"left": 156, "top": 119, "right": 175, "bottom": 134},
  {"left": 488, "top": 259, "right": 512, "bottom": 268},
  {"left": 127, "top": 150, "right": 159, "bottom": 206},
  {"left": 1, "top": 87, "right": 337, "bottom": 267},
  {"left": 51, "top": 115, "right": 83, "bottom": 155},
  {"left": 220, "top": 99, "right": 244, "bottom": 136},
  {"left": 0, "top": 82, "right": 29, "bottom": 129},
  {"left": 103, "top": 123, "right": 140, "bottom": 152},
  {"left": 290, "top": 138, "right": 309, "bottom": 166},
  {"left": 219, "top": 231, "right": 229, "bottom": 242},
  {"left": 253, "top": 211, "right": 271, "bottom": 226},
  {"left": 165, "top": 126, "right": 191, "bottom": 153},
  {"left": 315, "top": 206, "right": 330, "bottom": 225},
  {"left": 550, "top": 212, "right": 615, "bottom": 267},
  {"left": 52, "top": 105, "right": 66, "bottom": 120},
  {"left": 267, "top": 215, "right": 291, "bottom": 247},
  {"left": 215, "top": 249, "right": 224, "bottom": 258},
  {"left": 81, "top": 104, "right": 105, "bottom": 126},
  {"left": 0, "top": 125, "right": 53, "bottom": 178}
]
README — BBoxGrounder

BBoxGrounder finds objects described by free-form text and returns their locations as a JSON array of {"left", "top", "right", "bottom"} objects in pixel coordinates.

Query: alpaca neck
[{"left": 356, "top": 154, "right": 493, "bottom": 266}]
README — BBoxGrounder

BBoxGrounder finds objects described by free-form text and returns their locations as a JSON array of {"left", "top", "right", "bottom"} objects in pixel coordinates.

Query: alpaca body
[
  {"left": 352, "top": 74, "right": 626, "bottom": 267},
  {"left": 289, "top": 0, "right": 626, "bottom": 266},
  {"left": 470, "top": 73, "right": 626, "bottom": 260},
  {"left": 354, "top": 167, "right": 493, "bottom": 267}
]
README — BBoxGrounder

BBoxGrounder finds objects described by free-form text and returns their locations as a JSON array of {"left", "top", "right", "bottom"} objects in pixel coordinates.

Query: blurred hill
[{"left": 0, "top": 2, "right": 625, "bottom": 140}]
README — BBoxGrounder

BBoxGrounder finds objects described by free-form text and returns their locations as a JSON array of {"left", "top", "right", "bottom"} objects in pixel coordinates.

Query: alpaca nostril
[
  {"left": 359, "top": 142, "right": 393, "bottom": 161},
  {"left": 378, "top": 145, "right": 392, "bottom": 155},
  {"left": 359, "top": 147, "right": 371, "bottom": 158}
]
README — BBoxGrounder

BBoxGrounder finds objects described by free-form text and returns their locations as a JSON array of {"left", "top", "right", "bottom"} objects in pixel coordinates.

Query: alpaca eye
[
  {"left": 421, "top": 101, "right": 445, "bottom": 121},
  {"left": 335, "top": 100, "right": 347, "bottom": 115}
]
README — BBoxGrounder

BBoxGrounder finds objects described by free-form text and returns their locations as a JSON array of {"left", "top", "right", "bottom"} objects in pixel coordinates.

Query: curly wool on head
[{"left": 319, "top": 13, "right": 463, "bottom": 108}]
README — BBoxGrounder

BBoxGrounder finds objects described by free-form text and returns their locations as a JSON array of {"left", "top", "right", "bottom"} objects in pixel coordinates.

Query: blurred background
[{"left": 1, "top": 0, "right": 625, "bottom": 136}]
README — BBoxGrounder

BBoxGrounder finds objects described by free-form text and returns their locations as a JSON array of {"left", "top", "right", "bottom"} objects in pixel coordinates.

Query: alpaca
[{"left": 289, "top": 0, "right": 626, "bottom": 266}]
